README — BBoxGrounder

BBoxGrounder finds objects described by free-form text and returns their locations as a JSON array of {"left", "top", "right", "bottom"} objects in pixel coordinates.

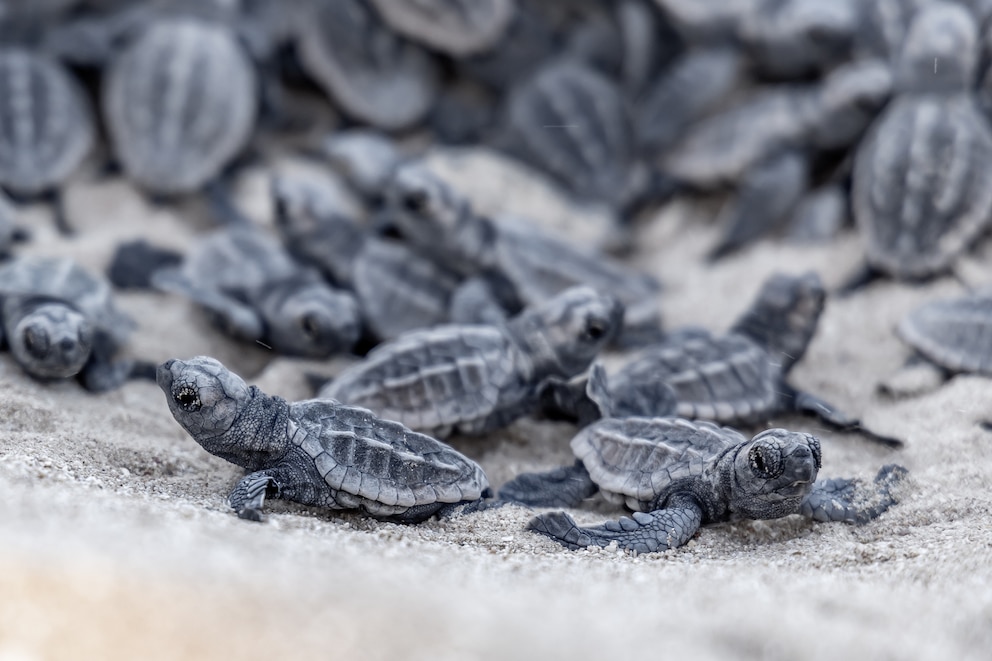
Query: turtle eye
[
  {"left": 300, "top": 312, "right": 321, "bottom": 340},
  {"left": 173, "top": 385, "right": 202, "bottom": 412},
  {"left": 24, "top": 325, "right": 49, "bottom": 355},
  {"left": 583, "top": 318, "right": 609, "bottom": 342},
  {"left": 401, "top": 189, "right": 428, "bottom": 214},
  {"left": 749, "top": 445, "right": 783, "bottom": 478}
]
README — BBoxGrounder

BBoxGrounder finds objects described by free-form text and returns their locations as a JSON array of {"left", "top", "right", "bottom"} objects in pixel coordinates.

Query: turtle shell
[
  {"left": 572, "top": 416, "right": 744, "bottom": 510},
  {"left": 175, "top": 226, "right": 298, "bottom": 296},
  {"left": 852, "top": 94, "right": 992, "bottom": 278},
  {"left": 103, "top": 17, "right": 257, "bottom": 195},
  {"left": 295, "top": 0, "right": 439, "bottom": 131},
  {"left": 505, "top": 60, "right": 633, "bottom": 206},
  {"left": 603, "top": 331, "right": 780, "bottom": 424},
  {"left": 0, "top": 49, "right": 94, "bottom": 195},
  {"left": 0, "top": 255, "right": 130, "bottom": 341},
  {"left": 369, "top": 0, "right": 515, "bottom": 56},
  {"left": 898, "top": 293, "right": 992, "bottom": 374},
  {"left": 353, "top": 238, "right": 460, "bottom": 341},
  {"left": 320, "top": 325, "right": 519, "bottom": 435},
  {"left": 289, "top": 399, "right": 488, "bottom": 509}
]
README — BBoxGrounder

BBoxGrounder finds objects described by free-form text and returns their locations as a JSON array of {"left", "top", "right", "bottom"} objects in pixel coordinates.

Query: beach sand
[{"left": 1, "top": 169, "right": 991, "bottom": 661}]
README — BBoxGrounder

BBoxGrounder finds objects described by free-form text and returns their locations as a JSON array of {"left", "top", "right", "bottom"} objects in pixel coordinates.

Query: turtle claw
[
  {"left": 237, "top": 507, "right": 264, "bottom": 522},
  {"left": 527, "top": 511, "right": 590, "bottom": 550}
]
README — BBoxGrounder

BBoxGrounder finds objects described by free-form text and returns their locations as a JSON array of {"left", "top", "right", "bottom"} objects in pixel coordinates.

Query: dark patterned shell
[
  {"left": 0, "top": 49, "right": 94, "bottom": 195},
  {"left": 0, "top": 255, "right": 129, "bottom": 339},
  {"left": 369, "top": 0, "right": 515, "bottom": 56},
  {"left": 296, "top": 0, "right": 439, "bottom": 131},
  {"left": 320, "top": 325, "right": 517, "bottom": 433},
  {"left": 852, "top": 95, "right": 992, "bottom": 278},
  {"left": 290, "top": 400, "right": 488, "bottom": 507},
  {"left": 505, "top": 60, "right": 632, "bottom": 205},
  {"left": 608, "top": 331, "right": 779, "bottom": 423},
  {"left": 103, "top": 18, "right": 257, "bottom": 194},
  {"left": 353, "top": 238, "right": 460, "bottom": 340},
  {"left": 494, "top": 218, "right": 661, "bottom": 341},
  {"left": 898, "top": 293, "right": 992, "bottom": 374},
  {"left": 573, "top": 417, "right": 742, "bottom": 505}
]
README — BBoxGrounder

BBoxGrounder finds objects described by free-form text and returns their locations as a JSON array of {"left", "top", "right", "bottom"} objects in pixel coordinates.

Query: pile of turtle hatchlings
[{"left": 3, "top": 0, "right": 990, "bottom": 554}]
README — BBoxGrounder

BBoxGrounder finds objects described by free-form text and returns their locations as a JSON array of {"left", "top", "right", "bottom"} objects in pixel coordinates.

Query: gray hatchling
[
  {"left": 386, "top": 162, "right": 662, "bottom": 345},
  {"left": 0, "top": 47, "right": 95, "bottom": 232},
  {"left": 499, "top": 416, "right": 906, "bottom": 553},
  {"left": 0, "top": 256, "right": 146, "bottom": 391},
  {"left": 881, "top": 290, "right": 992, "bottom": 397},
  {"left": 662, "top": 57, "right": 892, "bottom": 258},
  {"left": 851, "top": 2, "right": 992, "bottom": 282},
  {"left": 316, "top": 129, "right": 404, "bottom": 203},
  {"left": 293, "top": 0, "right": 440, "bottom": 131},
  {"left": 543, "top": 272, "right": 901, "bottom": 446},
  {"left": 102, "top": 16, "right": 258, "bottom": 196},
  {"left": 158, "top": 356, "right": 489, "bottom": 522},
  {"left": 319, "top": 285, "right": 624, "bottom": 438},
  {"left": 272, "top": 173, "right": 460, "bottom": 341},
  {"left": 150, "top": 225, "right": 361, "bottom": 358},
  {"left": 368, "top": 0, "right": 516, "bottom": 56}
]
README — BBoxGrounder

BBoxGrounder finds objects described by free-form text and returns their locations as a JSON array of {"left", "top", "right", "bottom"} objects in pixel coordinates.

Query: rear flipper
[
  {"left": 498, "top": 461, "right": 598, "bottom": 508},
  {"left": 392, "top": 492, "right": 502, "bottom": 524},
  {"left": 789, "top": 388, "right": 904, "bottom": 448},
  {"left": 708, "top": 151, "right": 808, "bottom": 261},
  {"left": 801, "top": 464, "right": 908, "bottom": 524},
  {"left": 106, "top": 239, "right": 184, "bottom": 289},
  {"left": 528, "top": 494, "right": 704, "bottom": 553}
]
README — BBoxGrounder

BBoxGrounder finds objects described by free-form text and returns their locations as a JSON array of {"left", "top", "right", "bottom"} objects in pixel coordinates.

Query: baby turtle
[
  {"left": 319, "top": 285, "right": 623, "bottom": 438},
  {"left": 272, "top": 173, "right": 461, "bottom": 341},
  {"left": 293, "top": 0, "right": 440, "bottom": 131},
  {"left": 543, "top": 272, "right": 901, "bottom": 446},
  {"left": 0, "top": 48, "right": 95, "bottom": 232},
  {"left": 500, "top": 416, "right": 906, "bottom": 553},
  {"left": 662, "top": 57, "right": 892, "bottom": 258},
  {"left": 0, "top": 256, "right": 147, "bottom": 391},
  {"left": 102, "top": 16, "right": 258, "bottom": 196},
  {"left": 386, "top": 162, "right": 662, "bottom": 345},
  {"left": 880, "top": 291, "right": 992, "bottom": 397},
  {"left": 368, "top": 0, "right": 516, "bottom": 56},
  {"left": 150, "top": 225, "right": 361, "bottom": 358},
  {"left": 157, "top": 356, "right": 489, "bottom": 522},
  {"left": 502, "top": 59, "right": 638, "bottom": 210},
  {"left": 851, "top": 2, "right": 992, "bottom": 283},
  {"left": 315, "top": 129, "right": 404, "bottom": 204}
]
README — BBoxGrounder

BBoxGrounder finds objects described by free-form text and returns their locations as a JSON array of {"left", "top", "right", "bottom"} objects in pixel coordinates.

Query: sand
[{"left": 2, "top": 168, "right": 992, "bottom": 661}]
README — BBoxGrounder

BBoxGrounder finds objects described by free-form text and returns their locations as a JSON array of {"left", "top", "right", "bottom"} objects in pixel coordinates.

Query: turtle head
[
  {"left": 265, "top": 285, "right": 361, "bottom": 358},
  {"left": 731, "top": 271, "right": 825, "bottom": 374},
  {"left": 157, "top": 356, "right": 251, "bottom": 440},
  {"left": 384, "top": 162, "right": 484, "bottom": 270},
  {"left": 10, "top": 303, "right": 93, "bottom": 379},
  {"left": 896, "top": 1, "right": 977, "bottom": 93},
  {"left": 811, "top": 59, "right": 892, "bottom": 150},
  {"left": 513, "top": 286, "right": 624, "bottom": 378},
  {"left": 728, "top": 428, "right": 821, "bottom": 519}
]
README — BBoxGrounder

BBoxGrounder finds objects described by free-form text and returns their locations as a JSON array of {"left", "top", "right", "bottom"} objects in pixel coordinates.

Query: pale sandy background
[{"left": 1, "top": 162, "right": 991, "bottom": 661}]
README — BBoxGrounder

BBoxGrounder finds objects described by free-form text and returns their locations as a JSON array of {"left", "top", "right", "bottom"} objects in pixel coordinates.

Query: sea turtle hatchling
[
  {"left": 102, "top": 15, "right": 258, "bottom": 196},
  {"left": 0, "top": 255, "right": 148, "bottom": 391},
  {"left": 157, "top": 356, "right": 490, "bottom": 522},
  {"left": 272, "top": 173, "right": 461, "bottom": 342},
  {"left": 0, "top": 47, "right": 96, "bottom": 233},
  {"left": 368, "top": 0, "right": 516, "bottom": 57},
  {"left": 318, "top": 285, "right": 624, "bottom": 439},
  {"left": 880, "top": 290, "right": 992, "bottom": 397},
  {"left": 149, "top": 225, "right": 361, "bottom": 358},
  {"left": 543, "top": 271, "right": 902, "bottom": 446},
  {"left": 293, "top": 0, "right": 440, "bottom": 131},
  {"left": 850, "top": 2, "right": 992, "bottom": 283},
  {"left": 385, "top": 162, "right": 662, "bottom": 345},
  {"left": 499, "top": 416, "right": 906, "bottom": 553}
]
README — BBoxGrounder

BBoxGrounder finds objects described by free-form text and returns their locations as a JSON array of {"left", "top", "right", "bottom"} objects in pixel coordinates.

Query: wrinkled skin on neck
[{"left": 157, "top": 356, "right": 290, "bottom": 472}]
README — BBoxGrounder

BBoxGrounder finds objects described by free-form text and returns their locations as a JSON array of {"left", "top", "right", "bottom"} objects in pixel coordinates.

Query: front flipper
[
  {"left": 539, "top": 371, "right": 605, "bottom": 426},
  {"left": 801, "top": 464, "right": 908, "bottom": 524},
  {"left": 528, "top": 495, "right": 704, "bottom": 553},
  {"left": 152, "top": 268, "right": 265, "bottom": 341},
  {"left": 788, "top": 387, "right": 904, "bottom": 448},
  {"left": 228, "top": 471, "right": 280, "bottom": 521},
  {"left": 499, "top": 461, "right": 598, "bottom": 508}
]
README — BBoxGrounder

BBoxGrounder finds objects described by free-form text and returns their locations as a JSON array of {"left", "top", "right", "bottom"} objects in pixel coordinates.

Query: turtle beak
[{"left": 156, "top": 359, "right": 176, "bottom": 391}]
